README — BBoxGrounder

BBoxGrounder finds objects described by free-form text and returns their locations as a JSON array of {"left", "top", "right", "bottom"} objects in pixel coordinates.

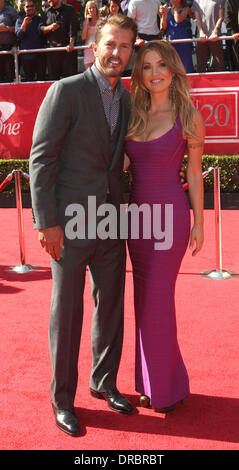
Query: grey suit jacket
[{"left": 29, "top": 68, "right": 131, "bottom": 236}]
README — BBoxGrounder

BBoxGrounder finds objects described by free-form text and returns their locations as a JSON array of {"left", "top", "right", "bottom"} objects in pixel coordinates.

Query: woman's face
[
  {"left": 109, "top": 1, "right": 119, "bottom": 14},
  {"left": 88, "top": 3, "right": 97, "bottom": 17},
  {"left": 142, "top": 49, "right": 173, "bottom": 95}
]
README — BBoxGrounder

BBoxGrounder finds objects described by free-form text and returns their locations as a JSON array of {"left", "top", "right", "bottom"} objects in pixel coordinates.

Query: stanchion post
[
  {"left": 11, "top": 170, "right": 32, "bottom": 273},
  {"left": 201, "top": 167, "right": 239, "bottom": 280},
  {"left": 214, "top": 167, "right": 222, "bottom": 272},
  {"left": 15, "top": 170, "right": 26, "bottom": 265}
]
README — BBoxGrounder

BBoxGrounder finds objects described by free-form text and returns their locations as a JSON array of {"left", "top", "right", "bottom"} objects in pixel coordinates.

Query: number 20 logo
[
  {"left": 201, "top": 103, "right": 230, "bottom": 127},
  {"left": 196, "top": 103, "right": 230, "bottom": 127}
]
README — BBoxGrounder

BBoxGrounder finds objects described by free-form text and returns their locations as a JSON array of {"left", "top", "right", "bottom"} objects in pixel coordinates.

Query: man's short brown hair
[{"left": 95, "top": 13, "right": 137, "bottom": 45}]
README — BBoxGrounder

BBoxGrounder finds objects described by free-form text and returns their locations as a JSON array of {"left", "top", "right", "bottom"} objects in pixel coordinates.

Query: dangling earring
[{"left": 169, "top": 75, "right": 176, "bottom": 103}]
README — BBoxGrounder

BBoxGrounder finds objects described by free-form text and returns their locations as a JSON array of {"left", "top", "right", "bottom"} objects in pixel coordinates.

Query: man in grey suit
[{"left": 29, "top": 14, "right": 137, "bottom": 436}]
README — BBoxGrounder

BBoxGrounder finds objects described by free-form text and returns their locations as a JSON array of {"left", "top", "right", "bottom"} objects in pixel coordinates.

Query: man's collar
[{"left": 91, "top": 63, "right": 125, "bottom": 97}]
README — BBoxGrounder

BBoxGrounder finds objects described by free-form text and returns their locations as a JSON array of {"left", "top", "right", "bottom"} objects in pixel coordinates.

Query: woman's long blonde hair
[
  {"left": 127, "top": 40, "right": 196, "bottom": 139},
  {"left": 84, "top": 1, "right": 99, "bottom": 19}
]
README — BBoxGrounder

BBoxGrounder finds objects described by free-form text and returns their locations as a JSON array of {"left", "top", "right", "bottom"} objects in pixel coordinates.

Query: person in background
[
  {"left": 160, "top": 0, "right": 194, "bottom": 73},
  {"left": 224, "top": 0, "right": 239, "bottom": 70},
  {"left": 99, "top": 4, "right": 108, "bottom": 15},
  {"left": 15, "top": 0, "right": 46, "bottom": 81},
  {"left": 0, "top": 0, "right": 18, "bottom": 82},
  {"left": 40, "top": 0, "right": 78, "bottom": 80},
  {"left": 15, "top": 0, "right": 26, "bottom": 75},
  {"left": 81, "top": 0, "right": 99, "bottom": 68},
  {"left": 192, "top": 0, "right": 225, "bottom": 72},
  {"left": 108, "top": 0, "right": 123, "bottom": 15},
  {"left": 127, "top": 0, "right": 161, "bottom": 42},
  {"left": 80, "top": 0, "right": 107, "bottom": 27},
  {"left": 99, "top": 1, "right": 124, "bottom": 18},
  {"left": 41, "top": 0, "right": 50, "bottom": 11},
  {"left": 16, "top": 0, "right": 26, "bottom": 17}
]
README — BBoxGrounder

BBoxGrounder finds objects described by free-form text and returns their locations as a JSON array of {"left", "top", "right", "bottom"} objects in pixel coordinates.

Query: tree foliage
[{"left": 6, "top": 0, "right": 43, "bottom": 13}]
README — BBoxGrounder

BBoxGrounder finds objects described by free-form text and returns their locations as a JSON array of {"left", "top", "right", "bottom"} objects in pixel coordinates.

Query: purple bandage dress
[{"left": 125, "top": 116, "right": 190, "bottom": 408}]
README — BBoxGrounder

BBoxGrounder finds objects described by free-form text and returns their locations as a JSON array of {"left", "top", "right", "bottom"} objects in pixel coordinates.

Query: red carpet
[{"left": 0, "top": 208, "right": 239, "bottom": 450}]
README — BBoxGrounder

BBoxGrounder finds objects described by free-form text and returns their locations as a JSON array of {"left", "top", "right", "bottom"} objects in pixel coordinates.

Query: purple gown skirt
[{"left": 125, "top": 117, "right": 190, "bottom": 408}]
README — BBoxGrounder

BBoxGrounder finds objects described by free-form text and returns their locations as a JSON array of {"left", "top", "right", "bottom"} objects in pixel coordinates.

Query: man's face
[
  {"left": 0, "top": 0, "right": 5, "bottom": 11},
  {"left": 24, "top": 1, "right": 35, "bottom": 16},
  {"left": 42, "top": 1, "right": 49, "bottom": 10},
  {"left": 93, "top": 24, "right": 134, "bottom": 81},
  {"left": 17, "top": 0, "right": 25, "bottom": 11}
]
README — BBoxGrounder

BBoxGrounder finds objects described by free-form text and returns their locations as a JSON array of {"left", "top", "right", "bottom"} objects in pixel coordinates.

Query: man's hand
[
  {"left": 0, "top": 23, "right": 10, "bottom": 32},
  {"left": 66, "top": 43, "right": 74, "bottom": 52},
  {"left": 51, "top": 22, "right": 60, "bottom": 31},
  {"left": 209, "top": 30, "right": 219, "bottom": 41},
  {"left": 38, "top": 225, "right": 64, "bottom": 260},
  {"left": 134, "top": 37, "right": 145, "bottom": 47},
  {"left": 21, "top": 16, "right": 32, "bottom": 32},
  {"left": 199, "top": 30, "right": 208, "bottom": 42}
]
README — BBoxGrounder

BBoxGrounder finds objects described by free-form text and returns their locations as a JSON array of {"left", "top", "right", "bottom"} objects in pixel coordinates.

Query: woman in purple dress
[
  {"left": 124, "top": 40, "right": 204, "bottom": 413},
  {"left": 160, "top": 0, "right": 194, "bottom": 73}
]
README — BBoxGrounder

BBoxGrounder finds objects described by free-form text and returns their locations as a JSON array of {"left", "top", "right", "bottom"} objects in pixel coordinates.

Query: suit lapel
[
  {"left": 109, "top": 90, "right": 129, "bottom": 169},
  {"left": 84, "top": 68, "right": 110, "bottom": 166}
]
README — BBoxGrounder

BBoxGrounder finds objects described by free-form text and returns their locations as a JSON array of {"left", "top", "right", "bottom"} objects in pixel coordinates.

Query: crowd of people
[
  {"left": 0, "top": 0, "right": 239, "bottom": 82},
  {"left": 0, "top": 0, "right": 239, "bottom": 83}
]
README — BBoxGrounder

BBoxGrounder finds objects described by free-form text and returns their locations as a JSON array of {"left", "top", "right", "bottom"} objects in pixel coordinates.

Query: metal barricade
[
  {"left": 0, "top": 169, "right": 33, "bottom": 273},
  {"left": 0, "top": 35, "right": 237, "bottom": 84},
  {"left": 201, "top": 168, "right": 239, "bottom": 280}
]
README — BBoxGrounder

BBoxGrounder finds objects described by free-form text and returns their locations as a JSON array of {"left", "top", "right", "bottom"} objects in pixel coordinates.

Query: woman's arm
[
  {"left": 160, "top": 6, "right": 169, "bottom": 31},
  {"left": 209, "top": 7, "right": 224, "bottom": 40},
  {"left": 81, "top": 19, "right": 89, "bottom": 41},
  {"left": 186, "top": 110, "right": 205, "bottom": 256}
]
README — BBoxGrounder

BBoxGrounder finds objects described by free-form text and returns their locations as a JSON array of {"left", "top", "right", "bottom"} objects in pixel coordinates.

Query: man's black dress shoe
[
  {"left": 53, "top": 406, "right": 80, "bottom": 436},
  {"left": 90, "top": 387, "right": 134, "bottom": 414}
]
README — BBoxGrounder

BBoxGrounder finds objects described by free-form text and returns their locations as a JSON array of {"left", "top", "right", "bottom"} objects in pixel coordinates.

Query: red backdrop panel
[
  {"left": 0, "top": 72, "right": 239, "bottom": 159},
  {"left": 0, "top": 82, "right": 51, "bottom": 159}
]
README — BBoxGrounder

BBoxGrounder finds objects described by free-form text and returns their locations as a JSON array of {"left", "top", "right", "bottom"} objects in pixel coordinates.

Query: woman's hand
[
  {"left": 160, "top": 5, "right": 169, "bottom": 16},
  {"left": 189, "top": 224, "right": 204, "bottom": 256}
]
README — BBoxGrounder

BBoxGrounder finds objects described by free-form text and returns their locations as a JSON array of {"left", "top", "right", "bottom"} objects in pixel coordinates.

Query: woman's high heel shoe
[
  {"left": 140, "top": 394, "right": 151, "bottom": 408},
  {"left": 140, "top": 394, "right": 184, "bottom": 413}
]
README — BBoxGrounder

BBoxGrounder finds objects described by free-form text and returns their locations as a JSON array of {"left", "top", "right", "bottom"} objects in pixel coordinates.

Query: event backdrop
[{"left": 0, "top": 72, "right": 239, "bottom": 159}]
